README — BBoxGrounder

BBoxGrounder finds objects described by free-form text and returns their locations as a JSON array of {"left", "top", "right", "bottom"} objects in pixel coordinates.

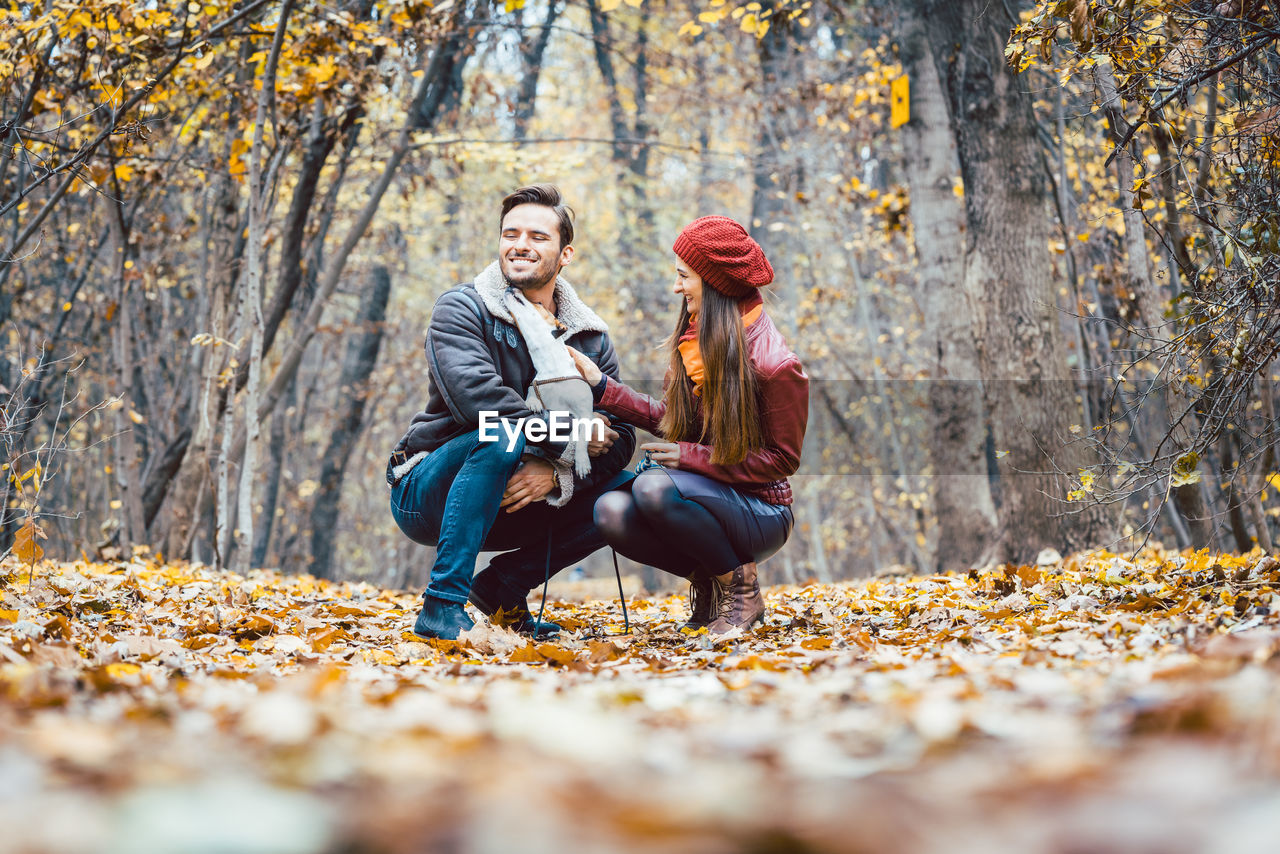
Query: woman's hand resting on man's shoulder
[
  {"left": 566, "top": 345, "right": 680, "bottom": 467},
  {"left": 564, "top": 345, "right": 617, "bottom": 456}
]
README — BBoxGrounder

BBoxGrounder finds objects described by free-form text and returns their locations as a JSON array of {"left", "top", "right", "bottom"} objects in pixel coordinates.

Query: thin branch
[
  {"left": 408, "top": 135, "right": 749, "bottom": 158},
  {"left": 1151, "top": 32, "right": 1278, "bottom": 111}
]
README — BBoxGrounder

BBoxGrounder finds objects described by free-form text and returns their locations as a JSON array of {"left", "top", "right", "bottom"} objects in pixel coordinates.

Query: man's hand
[
  {"left": 501, "top": 457, "right": 556, "bottom": 512},
  {"left": 565, "top": 345, "right": 604, "bottom": 386},
  {"left": 587, "top": 414, "right": 619, "bottom": 457}
]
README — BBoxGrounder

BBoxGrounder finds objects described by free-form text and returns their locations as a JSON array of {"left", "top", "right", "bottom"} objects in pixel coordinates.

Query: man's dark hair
[{"left": 500, "top": 184, "right": 575, "bottom": 248}]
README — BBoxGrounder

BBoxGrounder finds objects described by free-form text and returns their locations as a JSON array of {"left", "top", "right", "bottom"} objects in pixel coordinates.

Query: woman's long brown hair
[{"left": 657, "top": 286, "right": 763, "bottom": 465}]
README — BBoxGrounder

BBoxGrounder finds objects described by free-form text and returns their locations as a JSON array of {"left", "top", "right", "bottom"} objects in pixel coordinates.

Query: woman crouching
[{"left": 568, "top": 216, "right": 808, "bottom": 635}]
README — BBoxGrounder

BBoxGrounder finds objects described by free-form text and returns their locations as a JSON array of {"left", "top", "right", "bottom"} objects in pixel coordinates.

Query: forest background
[{"left": 2, "top": 0, "right": 1278, "bottom": 589}]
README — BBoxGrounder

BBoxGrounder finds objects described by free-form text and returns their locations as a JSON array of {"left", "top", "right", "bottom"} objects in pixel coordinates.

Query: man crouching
[{"left": 386, "top": 184, "right": 635, "bottom": 640}]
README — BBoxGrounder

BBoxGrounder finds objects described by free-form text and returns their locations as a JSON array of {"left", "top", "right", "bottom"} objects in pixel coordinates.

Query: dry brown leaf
[
  {"left": 119, "top": 634, "right": 184, "bottom": 661},
  {"left": 586, "top": 639, "right": 624, "bottom": 663}
]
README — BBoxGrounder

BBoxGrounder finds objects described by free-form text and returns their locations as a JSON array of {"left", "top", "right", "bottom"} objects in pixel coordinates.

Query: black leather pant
[{"left": 593, "top": 468, "right": 793, "bottom": 579}]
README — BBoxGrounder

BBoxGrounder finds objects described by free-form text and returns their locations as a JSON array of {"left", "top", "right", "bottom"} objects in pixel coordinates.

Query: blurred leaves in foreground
[{"left": 2, "top": 548, "right": 1280, "bottom": 852}]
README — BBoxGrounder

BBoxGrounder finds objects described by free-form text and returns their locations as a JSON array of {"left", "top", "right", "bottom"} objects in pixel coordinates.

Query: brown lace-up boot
[
  {"left": 707, "top": 562, "right": 765, "bottom": 635},
  {"left": 681, "top": 577, "right": 716, "bottom": 631}
]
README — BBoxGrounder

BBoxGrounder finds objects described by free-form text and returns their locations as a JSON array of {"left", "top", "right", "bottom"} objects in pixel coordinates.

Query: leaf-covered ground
[{"left": 3, "top": 547, "right": 1280, "bottom": 853}]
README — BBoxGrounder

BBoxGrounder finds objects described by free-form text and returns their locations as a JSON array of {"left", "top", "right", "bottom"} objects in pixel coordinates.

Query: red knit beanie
[{"left": 672, "top": 216, "right": 774, "bottom": 299}]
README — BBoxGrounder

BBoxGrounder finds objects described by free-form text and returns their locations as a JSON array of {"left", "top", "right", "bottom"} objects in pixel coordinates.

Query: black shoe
[
  {"left": 413, "top": 595, "right": 475, "bottom": 640},
  {"left": 508, "top": 610, "right": 562, "bottom": 639},
  {"left": 469, "top": 572, "right": 561, "bottom": 639}
]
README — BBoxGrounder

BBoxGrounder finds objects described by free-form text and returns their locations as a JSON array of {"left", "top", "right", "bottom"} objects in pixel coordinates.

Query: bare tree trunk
[
  {"left": 1248, "top": 493, "right": 1273, "bottom": 552},
  {"left": 309, "top": 264, "right": 392, "bottom": 579},
  {"left": 585, "top": 0, "right": 650, "bottom": 182},
  {"left": 143, "top": 427, "right": 190, "bottom": 534},
  {"left": 849, "top": 247, "right": 930, "bottom": 573},
  {"left": 802, "top": 487, "right": 832, "bottom": 583},
  {"left": 1051, "top": 79, "right": 1104, "bottom": 435},
  {"left": 860, "top": 487, "right": 885, "bottom": 575},
  {"left": 214, "top": 369, "right": 238, "bottom": 568},
  {"left": 897, "top": 10, "right": 997, "bottom": 571},
  {"left": 250, "top": 376, "right": 291, "bottom": 568},
  {"left": 585, "top": 0, "right": 655, "bottom": 247},
  {"left": 231, "top": 0, "right": 294, "bottom": 574},
  {"left": 1259, "top": 374, "right": 1279, "bottom": 552},
  {"left": 252, "top": 376, "right": 293, "bottom": 568},
  {"left": 106, "top": 200, "right": 147, "bottom": 546},
  {"left": 513, "top": 0, "right": 565, "bottom": 141},
  {"left": 161, "top": 76, "right": 248, "bottom": 562},
  {"left": 1167, "top": 424, "right": 1215, "bottom": 547},
  {"left": 913, "top": 0, "right": 1116, "bottom": 561},
  {"left": 750, "top": 8, "right": 803, "bottom": 321},
  {"left": 694, "top": 48, "right": 713, "bottom": 215},
  {"left": 1219, "top": 432, "right": 1253, "bottom": 551}
]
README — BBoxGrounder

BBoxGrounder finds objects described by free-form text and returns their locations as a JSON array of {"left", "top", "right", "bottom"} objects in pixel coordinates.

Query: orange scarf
[{"left": 677, "top": 292, "right": 764, "bottom": 395}]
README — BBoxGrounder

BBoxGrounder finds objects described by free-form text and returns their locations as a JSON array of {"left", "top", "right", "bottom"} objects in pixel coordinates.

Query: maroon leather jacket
[{"left": 597, "top": 311, "right": 808, "bottom": 505}]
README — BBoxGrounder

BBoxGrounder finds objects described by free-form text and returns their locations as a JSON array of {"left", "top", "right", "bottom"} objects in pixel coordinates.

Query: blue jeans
[{"left": 389, "top": 429, "right": 633, "bottom": 604}]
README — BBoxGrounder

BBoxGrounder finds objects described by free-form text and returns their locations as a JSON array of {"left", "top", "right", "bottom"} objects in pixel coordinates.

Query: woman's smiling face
[{"left": 673, "top": 259, "right": 704, "bottom": 315}]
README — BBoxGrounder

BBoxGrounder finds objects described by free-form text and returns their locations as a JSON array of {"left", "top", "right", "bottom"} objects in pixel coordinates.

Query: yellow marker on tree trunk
[{"left": 890, "top": 74, "right": 910, "bottom": 129}]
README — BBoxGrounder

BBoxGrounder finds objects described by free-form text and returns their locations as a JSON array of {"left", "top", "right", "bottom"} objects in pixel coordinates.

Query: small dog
[{"left": 504, "top": 290, "right": 595, "bottom": 478}]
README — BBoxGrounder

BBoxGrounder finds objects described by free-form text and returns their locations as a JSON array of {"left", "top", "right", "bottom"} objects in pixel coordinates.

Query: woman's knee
[{"left": 631, "top": 469, "right": 679, "bottom": 516}]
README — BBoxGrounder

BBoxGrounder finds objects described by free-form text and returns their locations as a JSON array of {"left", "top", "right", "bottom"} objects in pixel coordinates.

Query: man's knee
[
  {"left": 473, "top": 427, "right": 526, "bottom": 467},
  {"left": 593, "top": 490, "right": 632, "bottom": 538}
]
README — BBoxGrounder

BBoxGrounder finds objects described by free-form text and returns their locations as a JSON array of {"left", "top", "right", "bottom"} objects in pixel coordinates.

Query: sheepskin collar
[{"left": 473, "top": 261, "right": 608, "bottom": 336}]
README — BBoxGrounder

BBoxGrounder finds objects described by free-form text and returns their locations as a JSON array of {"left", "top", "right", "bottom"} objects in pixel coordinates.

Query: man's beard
[{"left": 500, "top": 254, "right": 560, "bottom": 290}]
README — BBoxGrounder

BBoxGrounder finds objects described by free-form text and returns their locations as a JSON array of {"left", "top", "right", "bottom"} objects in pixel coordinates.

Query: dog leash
[
  {"left": 530, "top": 532, "right": 630, "bottom": 638},
  {"left": 612, "top": 548, "right": 630, "bottom": 634},
  {"left": 534, "top": 527, "right": 552, "bottom": 637}
]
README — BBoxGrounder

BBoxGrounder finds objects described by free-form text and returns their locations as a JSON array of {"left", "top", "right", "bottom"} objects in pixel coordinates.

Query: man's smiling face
[{"left": 499, "top": 203, "right": 573, "bottom": 290}]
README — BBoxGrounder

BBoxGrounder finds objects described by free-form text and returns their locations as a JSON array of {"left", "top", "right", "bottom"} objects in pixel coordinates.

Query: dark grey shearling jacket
[{"left": 390, "top": 262, "right": 636, "bottom": 500}]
